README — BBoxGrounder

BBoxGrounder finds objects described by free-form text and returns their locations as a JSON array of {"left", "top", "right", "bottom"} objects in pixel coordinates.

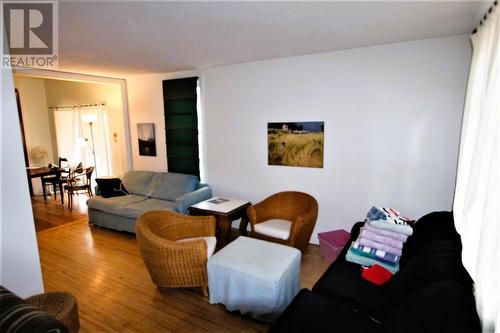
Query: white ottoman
[{"left": 207, "top": 236, "right": 301, "bottom": 321}]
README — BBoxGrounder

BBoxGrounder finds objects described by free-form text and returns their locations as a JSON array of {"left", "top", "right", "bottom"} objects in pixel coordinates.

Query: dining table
[{"left": 26, "top": 166, "right": 64, "bottom": 203}]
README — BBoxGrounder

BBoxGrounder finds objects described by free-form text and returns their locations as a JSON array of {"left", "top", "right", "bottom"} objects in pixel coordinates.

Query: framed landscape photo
[
  {"left": 137, "top": 123, "right": 157, "bottom": 156},
  {"left": 268, "top": 121, "right": 324, "bottom": 168}
]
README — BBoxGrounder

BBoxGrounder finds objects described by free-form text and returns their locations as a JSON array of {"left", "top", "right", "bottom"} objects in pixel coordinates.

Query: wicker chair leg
[{"left": 202, "top": 285, "right": 208, "bottom": 297}]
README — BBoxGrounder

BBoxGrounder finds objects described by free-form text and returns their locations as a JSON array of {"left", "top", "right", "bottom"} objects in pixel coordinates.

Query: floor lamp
[{"left": 81, "top": 113, "right": 98, "bottom": 177}]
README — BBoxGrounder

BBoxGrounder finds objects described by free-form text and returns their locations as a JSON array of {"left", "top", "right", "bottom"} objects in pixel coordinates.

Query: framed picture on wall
[
  {"left": 137, "top": 123, "right": 156, "bottom": 156},
  {"left": 268, "top": 121, "right": 324, "bottom": 168}
]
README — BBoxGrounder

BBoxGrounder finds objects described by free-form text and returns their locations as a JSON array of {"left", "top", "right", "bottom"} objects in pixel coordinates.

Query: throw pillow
[{"left": 96, "top": 178, "right": 129, "bottom": 198}]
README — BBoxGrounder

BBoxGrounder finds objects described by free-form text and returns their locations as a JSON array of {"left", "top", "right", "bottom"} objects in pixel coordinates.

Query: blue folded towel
[
  {"left": 351, "top": 241, "right": 400, "bottom": 266},
  {"left": 345, "top": 245, "right": 400, "bottom": 274}
]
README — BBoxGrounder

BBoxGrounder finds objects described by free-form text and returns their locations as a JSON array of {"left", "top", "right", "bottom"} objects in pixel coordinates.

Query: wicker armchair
[
  {"left": 135, "top": 211, "right": 216, "bottom": 296},
  {"left": 247, "top": 191, "right": 318, "bottom": 252}
]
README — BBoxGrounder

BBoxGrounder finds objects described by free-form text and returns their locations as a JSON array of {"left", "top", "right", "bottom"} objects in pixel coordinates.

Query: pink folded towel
[
  {"left": 360, "top": 229, "right": 404, "bottom": 249},
  {"left": 358, "top": 237, "right": 403, "bottom": 256},
  {"left": 363, "top": 223, "right": 408, "bottom": 242}
]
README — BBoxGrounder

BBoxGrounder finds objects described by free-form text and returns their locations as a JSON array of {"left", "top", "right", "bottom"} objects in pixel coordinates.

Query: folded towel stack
[{"left": 346, "top": 207, "right": 413, "bottom": 274}]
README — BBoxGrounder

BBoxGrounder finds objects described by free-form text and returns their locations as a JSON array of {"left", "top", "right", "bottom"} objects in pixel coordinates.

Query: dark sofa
[{"left": 269, "top": 211, "right": 481, "bottom": 333}]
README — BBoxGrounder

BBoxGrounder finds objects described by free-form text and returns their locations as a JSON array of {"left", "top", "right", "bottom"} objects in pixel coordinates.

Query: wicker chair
[
  {"left": 247, "top": 191, "right": 318, "bottom": 252},
  {"left": 135, "top": 210, "right": 217, "bottom": 296}
]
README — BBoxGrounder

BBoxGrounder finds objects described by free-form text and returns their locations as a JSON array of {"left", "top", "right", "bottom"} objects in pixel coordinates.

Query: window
[{"left": 53, "top": 104, "right": 111, "bottom": 178}]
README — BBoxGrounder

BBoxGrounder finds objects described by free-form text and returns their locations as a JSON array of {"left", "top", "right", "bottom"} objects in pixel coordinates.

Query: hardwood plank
[
  {"left": 36, "top": 221, "right": 330, "bottom": 332},
  {"left": 31, "top": 193, "right": 88, "bottom": 232}
]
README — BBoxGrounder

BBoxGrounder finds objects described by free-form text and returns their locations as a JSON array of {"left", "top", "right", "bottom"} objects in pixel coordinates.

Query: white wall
[
  {"left": 127, "top": 35, "right": 471, "bottom": 243},
  {"left": 127, "top": 74, "right": 167, "bottom": 171},
  {"left": 1, "top": 68, "right": 44, "bottom": 297},
  {"left": 127, "top": 70, "right": 199, "bottom": 172},
  {"left": 13, "top": 76, "right": 56, "bottom": 165},
  {"left": 13, "top": 76, "right": 56, "bottom": 195}
]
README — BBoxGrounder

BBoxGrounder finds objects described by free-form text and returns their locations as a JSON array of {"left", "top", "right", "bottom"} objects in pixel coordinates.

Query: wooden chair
[
  {"left": 58, "top": 157, "right": 70, "bottom": 184},
  {"left": 41, "top": 157, "right": 71, "bottom": 204},
  {"left": 41, "top": 168, "right": 64, "bottom": 205},
  {"left": 135, "top": 211, "right": 217, "bottom": 296},
  {"left": 63, "top": 166, "right": 94, "bottom": 211},
  {"left": 247, "top": 191, "right": 318, "bottom": 252}
]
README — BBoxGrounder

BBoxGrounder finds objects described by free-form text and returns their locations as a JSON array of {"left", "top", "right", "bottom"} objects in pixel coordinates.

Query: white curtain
[
  {"left": 453, "top": 6, "right": 500, "bottom": 332},
  {"left": 53, "top": 105, "right": 111, "bottom": 178}
]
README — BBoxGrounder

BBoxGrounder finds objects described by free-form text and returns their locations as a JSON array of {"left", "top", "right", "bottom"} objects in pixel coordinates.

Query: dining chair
[
  {"left": 58, "top": 157, "right": 70, "bottom": 184},
  {"left": 63, "top": 166, "right": 94, "bottom": 211},
  {"left": 41, "top": 167, "right": 64, "bottom": 205}
]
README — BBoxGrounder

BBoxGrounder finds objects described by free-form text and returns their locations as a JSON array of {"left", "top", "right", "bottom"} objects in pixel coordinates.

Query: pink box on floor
[{"left": 318, "top": 230, "right": 351, "bottom": 263}]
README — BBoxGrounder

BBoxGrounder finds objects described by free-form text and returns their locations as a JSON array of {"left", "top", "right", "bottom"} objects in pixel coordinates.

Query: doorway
[{"left": 13, "top": 72, "right": 131, "bottom": 231}]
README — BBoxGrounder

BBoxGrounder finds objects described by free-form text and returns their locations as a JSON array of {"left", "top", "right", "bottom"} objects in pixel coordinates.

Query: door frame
[{"left": 13, "top": 67, "right": 133, "bottom": 172}]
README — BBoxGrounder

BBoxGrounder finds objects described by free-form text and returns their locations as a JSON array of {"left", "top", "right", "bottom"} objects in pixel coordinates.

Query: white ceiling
[{"left": 57, "top": 1, "right": 491, "bottom": 76}]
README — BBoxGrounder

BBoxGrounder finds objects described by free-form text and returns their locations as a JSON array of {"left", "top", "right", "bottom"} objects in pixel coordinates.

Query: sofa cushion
[
  {"left": 388, "top": 239, "right": 473, "bottom": 307},
  {"left": 385, "top": 210, "right": 473, "bottom": 307},
  {"left": 122, "top": 171, "right": 155, "bottom": 196},
  {"left": 87, "top": 195, "right": 147, "bottom": 212},
  {"left": 148, "top": 172, "right": 199, "bottom": 201},
  {"left": 87, "top": 195, "right": 175, "bottom": 219},
  {"left": 96, "top": 178, "right": 128, "bottom": 198},
  {"left": 254, "top": 219, "right": 291, "bottom": 240},
  {"left": 177, "top": 236, "right": 217, "bottom": 258},
  {"left": 117, "top": 199, "right": 177, "bottom": 219},
  {"left": 401, "top": 211, "right": 460, "bottom": 267},
  {"left": 313, "top": 252, "right": 395, "bottom": 321},
  {"left": 384, "top": 280, "right": 480, "bottom": 333},
  {"left": 269, "top": 289, "right": 383, "bottom": 333},
  {"left": 312, "top": 222, "right": 394, "bottom": 321}
]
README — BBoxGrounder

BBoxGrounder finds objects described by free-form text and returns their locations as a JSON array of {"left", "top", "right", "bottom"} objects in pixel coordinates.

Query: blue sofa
[{"left": 87, "top": 170, "right": 212, "bottom": 233}]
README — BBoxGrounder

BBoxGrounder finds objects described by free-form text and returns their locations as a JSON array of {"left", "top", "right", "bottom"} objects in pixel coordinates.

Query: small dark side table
[{"left": 188, "top": 197, "right": 251, "bottom": 247}]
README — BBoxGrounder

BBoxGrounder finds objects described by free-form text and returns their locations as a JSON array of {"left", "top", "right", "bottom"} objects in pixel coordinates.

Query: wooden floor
[
  {"left": 36, "top": 221, "right": 330, "bottom": 332},
  {"left": 31, "top": 193, "right": 89, "bottom": 232}
]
